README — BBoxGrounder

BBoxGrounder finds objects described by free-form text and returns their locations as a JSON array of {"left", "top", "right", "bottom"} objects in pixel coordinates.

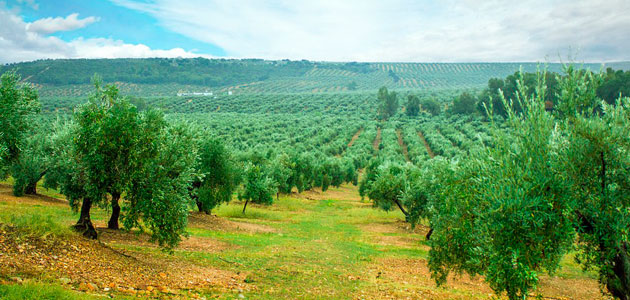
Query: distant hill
[{"left": 2, "top": 58, "right": 628, "bottom": 96}]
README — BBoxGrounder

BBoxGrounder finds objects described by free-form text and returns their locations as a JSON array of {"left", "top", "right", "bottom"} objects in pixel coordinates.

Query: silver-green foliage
[
  {"left": 427, "top": 68, "right": 582, "bottom": 299},
  {"left": 0, "top": 70, "right": 40, "bottom": 176}
]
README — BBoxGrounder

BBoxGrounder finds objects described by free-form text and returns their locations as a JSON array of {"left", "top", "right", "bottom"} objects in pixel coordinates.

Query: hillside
[{"left": 4, "top": 59, "right": 629, "bottom": 98}]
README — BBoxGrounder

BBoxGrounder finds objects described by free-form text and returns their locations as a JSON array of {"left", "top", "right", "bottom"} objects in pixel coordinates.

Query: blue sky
[
  {"left": 14, "top": 0, "right": 225, "bottom": 55},
  {"left": 1, "top": 0, "right": 630, "bottom": 63}
]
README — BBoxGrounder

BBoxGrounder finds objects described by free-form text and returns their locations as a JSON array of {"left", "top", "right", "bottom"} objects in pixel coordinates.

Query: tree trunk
[
  {"left": 242, "top": 199, "right": 249, "bottom": 214},
  {"left": 196, "top": 200, "right": 211, "bottom": 214},
  {"left": 392, "top": 198, "right": 408, "bottom": 216},
  {"left": 425, "top": 228, "right": 433, "bottom": 240},
  {"left": 107, "top": 192, "right": 121, "bottom": 229},
  {"left": 606, "top": 243, "right": 630, "bottom": 300},
  {"left": 276, "top": 192, "right": 280, "bottom": 201},
  {"left": 24, "top": 170, "right": 46, "bottom": 195},
  {"left": 73, "top": 197, "right": 97, "bottom": 239},
  {"left": 24, "top": 182, "right": 37, "bottom": 195}
]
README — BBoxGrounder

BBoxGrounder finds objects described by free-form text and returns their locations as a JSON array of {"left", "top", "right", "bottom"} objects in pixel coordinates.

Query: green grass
[
  {"left": 215, "top": 203, "right": 286, "bottom": 221},
  {"left": 0, "top": 181, "right": 604, "bottom": 299},
  {"left": 0, "top": 282, "right": 98, "bottom": 300}
]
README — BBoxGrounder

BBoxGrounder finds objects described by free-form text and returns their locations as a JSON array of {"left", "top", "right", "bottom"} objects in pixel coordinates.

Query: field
[
  {"left": 0, "top": 181, "right": 604, "bottom": 300},
  {"left": 2, "top": 58, "right": 627, "bottom": 299}
]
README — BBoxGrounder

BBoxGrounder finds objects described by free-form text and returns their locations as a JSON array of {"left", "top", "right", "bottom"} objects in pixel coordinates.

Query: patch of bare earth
[
  {"left": 347, "top": 128, "right": 363, "bottom": 148},
  {"left": 187, "top": 212, "right": 276, "bottom": 233},
  {"left": 358, "top": 257, "right": 605, "bottom": 300},
  {"left": 0, "top": 226, "right": 251, "bottom": 298},
  {"left": 418, "top": 130, "right": 436, "bottom": 158},
  {"left": 360, "top": 220, "right": 426, "bottom": 235},
  {"left": 297, "top": 184, "right": 362, "bottom": 202},
  {"left": 359, "top": 221, "right": 429, "bottom": 249},
  {"left": 98, "top": 228, "right": 232, "bottom": 252},
  {"left": 373, "top": 127, "right": 382, "bottom": 152},
  {"left": 396, "top": 129, "right": 411, "bottom": 162}
]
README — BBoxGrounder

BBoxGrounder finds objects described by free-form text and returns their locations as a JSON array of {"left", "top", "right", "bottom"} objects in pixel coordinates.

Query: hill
[{"left": 3, "top": 58, "right": 629, "bottom": 98}]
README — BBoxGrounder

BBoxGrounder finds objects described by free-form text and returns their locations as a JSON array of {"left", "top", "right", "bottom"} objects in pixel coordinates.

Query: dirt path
[
  {"left": 396, "top": 129, "right": 411, "bottom": 162},
  {"left": 347, "top": 128, "right": 363, "bottom": 148},
  {"left": 372, "top": 127, "right": 382, "bottom": 152},
  {"left": 418, "top": 130, "right": 436, "bottom": 158}
]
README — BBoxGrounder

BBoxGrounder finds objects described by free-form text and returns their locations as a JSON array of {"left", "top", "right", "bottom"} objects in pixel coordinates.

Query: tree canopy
[
  {"left": 405, "top": 95, "right": 420, "bottom": 116},
  {"left": 0, "top": 70, "right": 40, "bottom": 176},
  {"left": 424, "top": 67, "right": 630, "bottom": 299},
  {"left": 377, "top": 87, "right": 398, "bottom": 120},
  {"left": 193, "top": 138, "right": 240, "bottom": 214}
]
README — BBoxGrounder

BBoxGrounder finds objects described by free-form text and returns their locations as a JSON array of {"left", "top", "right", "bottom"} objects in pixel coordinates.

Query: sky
[{"left": 1, "top": 0, "right": 629, "bottom": 64}]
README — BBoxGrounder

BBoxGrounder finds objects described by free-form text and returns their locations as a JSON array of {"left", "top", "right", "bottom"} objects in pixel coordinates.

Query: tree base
[{"left": 73, "top": 221, "right": 97, "bottom": 239}]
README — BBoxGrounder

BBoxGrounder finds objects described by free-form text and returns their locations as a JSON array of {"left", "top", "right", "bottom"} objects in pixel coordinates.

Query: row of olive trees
[
  {"left": 378, "top": 86, "right": 445, "bottom": 119},
  {"left": 1, "top": 70, "right": 360, "bottom": 249},
  {"left": 0, "top": 72, "right": 240, "bottom": 248},
  {"left": 363, "top": 67, "right": 630, "bottom": 299}
]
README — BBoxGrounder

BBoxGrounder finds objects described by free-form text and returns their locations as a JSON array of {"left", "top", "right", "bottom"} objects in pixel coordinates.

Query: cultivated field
[{"left": 0, "top": 181, "right": 604, "bottom": 299}]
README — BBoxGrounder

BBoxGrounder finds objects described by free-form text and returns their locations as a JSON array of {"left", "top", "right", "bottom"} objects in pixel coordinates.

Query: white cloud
[
  {"left": 68, "top": 37, "right": 205, "bottom": 59},
  {"left": 0, "top": 6, "right": 209, "bottom": 63},
  {"left": 27, "top": 13, "right": 100, "bottom": 35},
  {"left": 111, "top": 0, "right": 630, "bottom": 62}
]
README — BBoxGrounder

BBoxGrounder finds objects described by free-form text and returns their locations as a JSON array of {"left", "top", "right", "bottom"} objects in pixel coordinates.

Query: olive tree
[
  {"left": 377, "top": 87, "right": 398, "bottom": 120},
  {"left": 123, "top": 122, "right": 198, "bottom": 249},
  {"left": 555, "top": 67, "right": 630, "bottom": 299},
  {"left": 426, "top": 67, "right": 630, "bottom": 299},
  {"left": 192, "top": 138, "right": 240, "bottom": 214},
  {"left": 269, "top": 153, "right": 292, "bottom": 199},
  {"left": 360, "top": 160, "right": 431, "bottom": 228},
  {"left": 405, "top": 95, "right": 420, "bottom": 116},
  {"left": 238, "top": 163, "right": 276, "bottom": 214},
  {"left": 11, "top": 130, "right": 50, "bottom": 196},
  {"left": 47, "top": 80, "right": 198, "bottom": 249},
  {"left": 44, "top": 119, "right": 95, "bottom": 237},
  {"left": 73, "top": 78, "right": 145, "bottom": 230},
  {"left": 0, "top": 70, "right": 39, "bottom": 177}
]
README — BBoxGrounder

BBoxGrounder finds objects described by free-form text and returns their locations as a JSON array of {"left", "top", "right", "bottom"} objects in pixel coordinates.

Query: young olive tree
[
  {"left": 238, "top": 163, "right": 276, "bottom": 214},
  {"left": 192, "top": 138, "right": 240, "bottom": 214}
]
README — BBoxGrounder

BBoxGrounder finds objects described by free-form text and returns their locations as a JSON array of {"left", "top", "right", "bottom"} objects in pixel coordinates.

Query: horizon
[
  {"left": 4, "top": 57, "right": 630, "bottom": 66},
  {"left": 1, "top": 0, "right": 629, "bottom": 64}
]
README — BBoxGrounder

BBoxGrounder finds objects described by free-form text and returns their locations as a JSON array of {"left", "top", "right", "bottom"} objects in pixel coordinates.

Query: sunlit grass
[
  {"left": 0, "top": 180, "right": 603, "bottom": 299},
  {"left": 0, "top": 282, "right": 99, "bottom": 300}
]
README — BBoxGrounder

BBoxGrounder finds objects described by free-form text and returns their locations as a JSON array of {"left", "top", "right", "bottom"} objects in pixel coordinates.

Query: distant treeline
[
  {"left": 0, "top": 58, "right": 324, "bottom": 86},
  {"left": 449, "top": 67, "right": 630, "bottom": 117}
]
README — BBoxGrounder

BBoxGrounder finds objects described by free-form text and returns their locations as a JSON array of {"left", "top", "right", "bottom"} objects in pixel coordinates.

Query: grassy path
[
  {"left": 0, "top": 182, "right": 607, "bottom": 300},
  {"left": 396, "top": 128, "right": 411, "bottom": 163}
]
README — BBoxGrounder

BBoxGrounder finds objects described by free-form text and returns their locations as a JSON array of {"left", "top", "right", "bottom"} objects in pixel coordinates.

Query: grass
[
  {"left": 0, "top": 182, "right": 606, "bottom": 299},
  {"left": 0, "top": 282, "right": 98, "bottom": 300}
]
